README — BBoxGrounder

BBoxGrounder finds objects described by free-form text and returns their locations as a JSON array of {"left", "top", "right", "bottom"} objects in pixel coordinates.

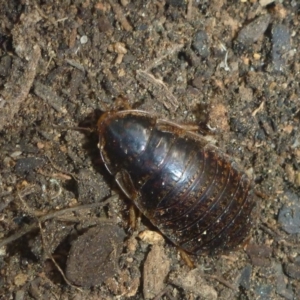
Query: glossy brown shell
[{"left": 98, "top": 110, "right": 254, "bottom": 255}]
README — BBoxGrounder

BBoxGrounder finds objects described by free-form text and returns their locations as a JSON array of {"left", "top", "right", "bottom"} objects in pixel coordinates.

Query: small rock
[
  {"left": 143, "top": 244, "right": 170, "bottom": 299},
  {"left": 291, "top": 0, "right": 298, "bottom": 8},
  {"left": 15, "top": 157, "right": 45, "bottom": 176},
  {"left": 66, "top": 224, "right": 126, "bottom": 287},
  {"left": 245, "top": 244, "right": 272, "bottom": 267},
  {"left": 192, "top": 76, "right": 203, "bottom": 89},
  {"left": 98, "top": 15, "right": 113, "bottom": 33},
  {"left": 284, "top": 260, "right": 300, "bottom": 280},
  {"left": 14, "top": 273, "right": 28, "bottom": 287},
  {"left": 275, "top": 263, "right": 294, "bottom": 300},
  {"left": 138, "top": 230, "right": 164, "bottom": 245},
  {"left": 278, "top": 191, "right": 300, "bottom": 234},
  {"left": 254, "top": 283, "right": 273, "bottom": 300},
  {"left": 169, "top": 267, "right": 217, "bottom": 299},
  {"left": 106, "top": 266, "right": 140, "bottom": 297},
  {"left": 272, "top": 24, "right": 291, "bottom": 72},
  {"left": 0, "top": 55, "right": 12, "bottom": 77},
  {"left": 238, "top": 265, "right": 252, "bottom": 290},
  {"left": 80, "top": 35, "right": 88, "bottom": 44},
  {"left": 192, "top": 30, "right": 210, "bottom": 58},
  {"left": 10, "top": 151, "right": 22, "bottom": 158},
  {"left": 14, "top": 290, "right": 25, "bottom": 300},
  {"left": 236, "top": 14, "right": 271, "bottom": 47}
]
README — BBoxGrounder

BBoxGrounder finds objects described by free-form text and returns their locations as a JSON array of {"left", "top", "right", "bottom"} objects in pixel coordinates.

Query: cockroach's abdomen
[{"left": 98, "top": 110, "right": 254, "bottom": 255}]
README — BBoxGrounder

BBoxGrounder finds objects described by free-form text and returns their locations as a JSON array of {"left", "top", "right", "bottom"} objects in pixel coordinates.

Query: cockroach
[{"left": 97, "top": 109, "right": 254, "bottom": 255}]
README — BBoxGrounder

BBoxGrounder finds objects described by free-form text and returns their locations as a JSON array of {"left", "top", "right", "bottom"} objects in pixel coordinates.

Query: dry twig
[
  {"left": 206, "top": 274, "right": 238, "bottom": 292},
  {"left": 0, "top": 9, "right": 42, "bottom": 130},
  {"left": 136, "top": 70, "right": 179, "bottom": 111},
  {"left": 37, "top": 221, "right": 83, "bottom": 291},
  {"left": 186, "top": 0, "right": 193, "bottom": 20},
  {"left": 136, "top": 44, "right": 184, "bottom": 111},
  {"left": 0, "top": 195, "right": 117, "bottom": 248},
  {"left": 0, "top": 45, "right": 41, "bottom": 130}
]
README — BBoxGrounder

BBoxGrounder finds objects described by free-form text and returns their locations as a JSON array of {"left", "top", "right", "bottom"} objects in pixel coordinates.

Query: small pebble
[
  {"left": 80, "top": 35, "right": 88, "bottom": 44},
  {"left": 272, "top": 24, "right": 291, "bottom": 72},
  {"left": 66, "top": 224, "right": 126, "bottom": 287},
  {"left": 143, "top": 244, "right": 170, "bottom": 299},
  {"left": 238, "top": 265, "right": 252, "bottom": 290},
  {"left": 254, "top": 284, "right": 273, "bottom": 299},
  {"left": 169, "top": 267, "right": 218, "bottom": 299},
  {"left": 278, "top": 191, "right": 300, "bottom": 234},
  {"left": 236, "top": 14, "right": 271, "bottom": 46},
  {"left": 14, "top": 290, "right": 25, "bottom": 300},
  {"left": 138, "top": 230, "right": 164, "bottom": 245},
  {"left": 15, "top": 157, "right": 45, "bottom": 176},
  {"left": 192, "top": 30, "right": 210, "bottom": 58},
  {"left": 284, "top": 260, "right": 300, "bottom": 280},
  {"left": 10, "top": 151, "right": 22, "bottom": 158},
  {"left": 275, "top": 263, "right": 294, "bottom": 300}
]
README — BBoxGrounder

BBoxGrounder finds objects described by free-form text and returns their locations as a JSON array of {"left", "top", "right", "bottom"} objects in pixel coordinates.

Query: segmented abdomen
[{"left": 98, "top": 110, "right": 254, "bottom": 255}]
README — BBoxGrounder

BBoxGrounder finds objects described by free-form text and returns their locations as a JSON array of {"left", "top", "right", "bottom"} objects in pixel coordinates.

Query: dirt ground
[{"left": 0, "top": 0, "right": 299, "bottom": 299}]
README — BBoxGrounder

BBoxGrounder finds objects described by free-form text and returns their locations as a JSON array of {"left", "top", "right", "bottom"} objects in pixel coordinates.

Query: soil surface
[{"left": 0, "top": 1, "right": 299, "bottom": 299}]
